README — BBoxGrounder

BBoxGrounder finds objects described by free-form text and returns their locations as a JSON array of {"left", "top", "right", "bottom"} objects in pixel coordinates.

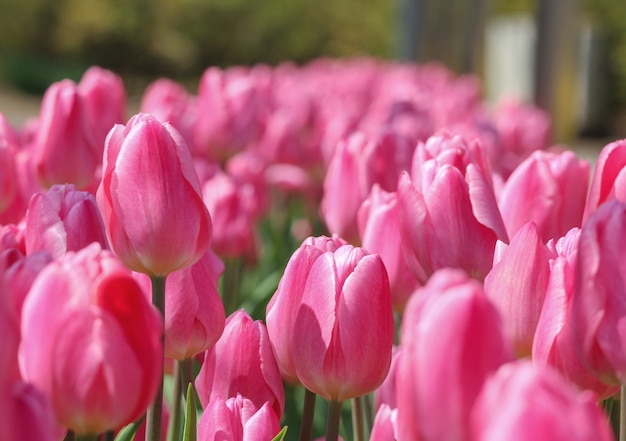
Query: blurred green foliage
[{"left": 0, "top": 0, "right": 393, "bottom": 93}]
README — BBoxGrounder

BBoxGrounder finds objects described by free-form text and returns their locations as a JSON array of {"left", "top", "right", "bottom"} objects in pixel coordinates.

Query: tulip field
[{"left": 2, "top": 58, "right": 626, "bottom": 441}]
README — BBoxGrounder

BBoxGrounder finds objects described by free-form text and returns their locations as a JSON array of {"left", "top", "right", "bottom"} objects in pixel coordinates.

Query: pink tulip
[
  {"left": 396, "top": 269, "right": 512, "bottom": 441},
  {"left": 19, "top": 243, "right": 163, "bottom": 435},
  {"left": 571, "top": 200, "right": 626, "bottom": 385},
  {"left": 24, "top": 184, "right": 109, "bottom": 258},
  {"left": 266, "top": 235, "right": 348, "bottom": 384},
  {"left": 198, "top": 395, "right": 281, "bottom": 441},
  {"left": 498, "top": 150, "right": 589, "bottom": 242},
  {"left": 290, "top": 243, "right": 394, "bottom": 402},
  {"left": 533, "top": 228, "right": 619, "bottom": 399},
  {"left": 583, "top": 139, "right": 626, "bottom": 221},
  {"left": 370, "top": 404, "right": 398, "bottom": 441},
  {"left": 134, "top": 249, "right": 225, "bottom": 360},
  {"left": 0, "top": 279, "right": 19, "bottom": 385},
  {"left": 196, "top": 309, "right": 285, "bottom": 419},
  {"left": 321, "top": 130, "right": 413, "bottom": 243},
  {"left": 471, "top": 361, "right": 614, "bottom": 441},
  {"left": 484, "top": 222, "right": 553, "bottom": 357},
  {"left": 2, "top": 251, "right": 53, "bottom": 320},
  {"left": 78, "top": 66, "right": 127, "bottom": 149},
  {"left": 358, "top": 185, "right": 419, "bottom": 312},
  {"left": 33, "top": 79, "right": 100, "bottom": 189},
  {"left": 202, "top": 170, "right": 259, "bottom": 261},
  {"left": 373, "top": 345, "right": 401, "bottom": 411},
  {"left": 0, "top": 381, "right": 58, "bottom": 441},
  {"left": 0, "top": 113, "right": 18, "bottom": 212},
  {"left": 97, "top": 113, "right": 212, "bottom": 276},
  {"left": 397, "top": 133, "right": 507, "bottom": 283},
  {"left": 140, "top": 78, "right": 197, "bottom": 147}
]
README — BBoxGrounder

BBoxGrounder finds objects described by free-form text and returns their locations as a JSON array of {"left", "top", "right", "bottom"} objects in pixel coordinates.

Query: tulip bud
[{"left": 97, "top": 113, "right": 212, "bottom": 276}]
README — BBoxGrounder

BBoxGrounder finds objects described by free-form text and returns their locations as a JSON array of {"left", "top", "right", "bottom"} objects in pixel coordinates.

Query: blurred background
[{"left": 0, "top": 0, "right": 624, "bottom": 143}]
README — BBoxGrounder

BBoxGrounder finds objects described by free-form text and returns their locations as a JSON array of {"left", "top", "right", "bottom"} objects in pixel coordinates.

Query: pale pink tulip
[
  {"left": 484, "top": 222, "right": 553, "bottom": 357},
  {"left": 471, "top": 361, "right": 614, "bottom": 441},
  {"left": 19, "top": 244, "right": 163, "bottom": 435},
  {"left": 290, "top": 243, "right": 394, "bottom": 402},
  {"left": 498, "top": 150, "right": 589, "bottom": 242},
  {"left": 24, "top": 184, "right": 108, "bottom": 258},
  {"left": 198, "top": 395, "right": 281, "bottom": 441},
  {"left": 134, "top": 249, "right": 225, "bottom": 360},
  {"left": 97, "top": 113, "right": 212, "bottom": 276},
  {"left": 266, "top": 235, "right": 347, "bottom": 384},
  {"left": 196, "top": 309, "right": 285, "bottom": 419},
  {"left": 396, "top": 269, "right": 512, "bottom": 441},
  {"left": 33, "top": 79, "right": 100, "bottom": 189}
]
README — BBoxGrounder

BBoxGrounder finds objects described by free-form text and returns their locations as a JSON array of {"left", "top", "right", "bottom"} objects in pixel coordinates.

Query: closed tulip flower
[
  {"left": 97, "top": 113, "right": 212, "bottom": 276},
  {"left": 24, "top": 184, "right": 109, "bottom": 259},
  {"left": 571, "top": 200, "right": 626, "bottom": 385},
  {"left": 33, "top": 79, "right": 100, "bottom": 190},
  {"left": 196, "top": 309, "right": 285, "bottom": 419},
  {"left": 290, "top": 243, "right": 394, "bottom": 402},
  {"left": 198, "top": 394, "right": 281, "bottom": 441},
  {"left": 397, "top": 269, "right": 512, "bottom": 441},
  {"left": 266, "top": 235, "right": 347, "bottom": 384},
  {"left": 19, "top": 243, "right": 163, "bottom": 435},
  {"left": 583, "top": 139, "right": 626, "bottom": 221},
  {"left": 134, "top": 249, "right": 225, "bottom": 360},
  {"left": 471, "top": 361, "right": 614, "bottom": 441}
]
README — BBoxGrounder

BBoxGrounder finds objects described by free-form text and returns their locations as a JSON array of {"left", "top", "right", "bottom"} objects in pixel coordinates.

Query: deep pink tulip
[
  {"left": 358, "top": 185, "right": 419, "bottom": 312},
  {"left": 33, "top": 79, "right": 100, "bottom": 189},
  {"left": 2, "top": 251, "right": 53, "bottom": 320},
  {"left": 19, "top": 244, "right": 163, "bottom": 435},
  {"left": 134, "top": 249, "right": 225, "bottom": 360},
  {"left": 370, "top": 404, "right": 398, "bottom": 441},
  {"left": 24, "top": 184, "right": 109, "bottom": 258},
  {"left": 97, "top": 113, "right": 212, "bottom": 276},
  {"left": 140, "top": 78, "right": 197, "bottom": 147},
  {"left": 484, "top": 222, "right": 552, "bottom": 357},
  {"left": 583, "top": 139, "right": 626, "bottom": 221},
  {"left": 0, "top": 280, "right": 19, "bottom": 385},
  {"left": 397, "top": 134, "right": 507, "bottom": 282},
  {"left": 196, "top": 309, "right": 285, "bottom": 419},
  {"left": 533, "top": 228, "right": 619, "bottom": 399},
  {"left": 321, "top": 130, "right": 413, "bottom": 243},
  {"left": 571, "top": 200, "right": 626, "bottom": 385},
  {"left": 396, "top": 269, "right": 512, "bottom": 441},
  {"left": 498, "top": 150, "right": 589, "bottom": 242},
  {"left": 198, "top": 394, "right": 281, "bottom": 441},
  {"left": 78, "top": 66, "right": 127, "bottom": 149},
  {"left": 290, "top": 243, "right": 394, "bottom": 402},
  {"left": 0, "top": 381, "right": 59, "bottom": 441},
  {"left": 471, "top": 361, "right": 614, "bottom": 441},
  {"left": 266, "top": 235, "right": 348, "bottom": 384},
  {"left": 0, "top": 113, "right": 18, "bottom": 212},
  {"left": 202, "top": 170, "right": 259, "bottom": 261}
]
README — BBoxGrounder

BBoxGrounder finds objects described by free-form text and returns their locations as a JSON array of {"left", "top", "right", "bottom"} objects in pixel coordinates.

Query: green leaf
[
  {"left": 114, "top": 418, "right": 144, "bottom": 441},
  {"left": 271, "top": 426, "right": 288, "bottom": 441},
  {"left": 183, "top": 383, "right": 197, "bottom": 441}
]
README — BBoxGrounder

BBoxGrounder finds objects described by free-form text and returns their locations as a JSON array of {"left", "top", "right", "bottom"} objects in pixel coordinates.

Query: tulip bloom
[
  {"left": 398, "top": 133, "right": 508, "bottom": 282},
  {"left": 0, "top": 113, "right": 18, "bottom": 213},
  {"left": 290, "top": 243, "right": 394, "bottom": 402},
  {"left": 198, "top": 395, "right": 281, "bottom": 441},
  {"left": 484, "top": 222, "right": 552, "bottom": 357},
  {"left": 583, "top": 139, "right": 626, "bottom": 221},
  {"left": 498, "top": 150, "right": 589, "bottom": 242},
  {"left": 0, "top": 381, "right": 58, "bottom": 441},
  {"left": 33, "top": 79, "right": 100, "bottom": 189},
  {"left": 134, "top": 249, "right": 225, "bottom": 360},
  {"left": 396, "top": 269, "right": 512, "bottom": 441},
  {"left": 196, "top": 309, "right": 285, "bottom": 419},
  {"left": 471, "top": 361, "right": 614, "bottom": 441},
  {"left": 24, "top": 184, "right": 109, "bottom": 258},
  {"left": 370, "top": 404, "right": 398, "bottom": 441},
  {"left": 571, "top": 200, "right": 626, "bottom": 385},
  {"left": 97, "top": 113, "right": 212, "bottom": 276},
  {"left": 19, "top": 244, "right": 163, "bottom": 435}
]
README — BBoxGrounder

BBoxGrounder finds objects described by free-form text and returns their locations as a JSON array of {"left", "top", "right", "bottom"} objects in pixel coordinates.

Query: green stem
[
  {"left": 179, "top": 358, "right": 194, "bottom": 400},
  {"left": 362, "top": 394, "right": 374, "bottom": 434},
  {"left": 351, "top": 396, "right": 364, "bottom": 441},
  {"left": 146, "top": 276, "right": 167, "bottom": 441},
  {"left": 299, "top": 388, "right": 317, "bottom": 441},
  {"left": 167, "top": 362, "right": 183, "bottom": 441},
  {"left": 325, "top": 400, "right": 343, "bottom": 441},
  {"left": 619, "top": 385, "right": 626, "bottom": 441},
  {"left": 75, "top": 435, "right": 98, "bottom": 441},
  {"left": 223, "top": 258, "right": 243, "bottom": 315}
]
